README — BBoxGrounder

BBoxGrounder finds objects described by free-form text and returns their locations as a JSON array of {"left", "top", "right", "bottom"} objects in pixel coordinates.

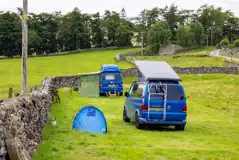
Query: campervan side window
[{"left": 136, "top": 83, "right": 146, "bottom": 98}]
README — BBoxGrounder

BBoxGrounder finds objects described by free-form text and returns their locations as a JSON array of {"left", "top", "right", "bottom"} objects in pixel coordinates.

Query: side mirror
[{"left": 125, "top": 91, "right": 129, "bottom": 97}]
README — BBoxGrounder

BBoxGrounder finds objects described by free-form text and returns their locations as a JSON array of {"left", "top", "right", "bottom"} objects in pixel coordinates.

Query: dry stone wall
[
  {"left": 225, "top": 61, "right": 239, "bottom": 67},
  {"left": 122, "top": 67, "right": 238, "bottom": 77},
  {"left": 0, "top": 78, "right": 54, "bottom": 160},
  {"left": 117, "top": 52, "right": 239, "bottom": 77},
  {"left": 0, "top": 73, "right": 91, "bottom": 160}
]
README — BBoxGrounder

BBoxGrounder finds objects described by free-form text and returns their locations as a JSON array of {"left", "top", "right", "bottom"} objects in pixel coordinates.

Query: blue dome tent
[{"left": 72, "top": 106, "right": 107, "bottom": 134}]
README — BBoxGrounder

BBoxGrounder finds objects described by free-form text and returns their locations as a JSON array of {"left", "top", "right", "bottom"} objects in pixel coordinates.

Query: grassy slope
[
  {"left": 135, "top": 47, "right": 227, "bottom": 67},
  {"left": 33, "top": 74, "right": 239, "bottom": 160},
  {"left": 0, "top": 48, "right": 138, "bottom": 99}
]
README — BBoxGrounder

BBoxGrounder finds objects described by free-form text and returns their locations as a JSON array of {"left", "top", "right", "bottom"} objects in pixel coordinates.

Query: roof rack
[{"left": 135, "top": 61, "right": 181, "bottom": 82}]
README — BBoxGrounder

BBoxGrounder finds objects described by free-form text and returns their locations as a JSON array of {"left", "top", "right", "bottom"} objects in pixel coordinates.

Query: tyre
[
  {"left": 123, "top": 107, "right": 130, "bottom": 122},
  {"left": 100, "top": 93, "right": 106, "bottom": 96},
  {"left": 135, "top": 113, "right": 143, "bottom": 129},
  {"left": 117, "top": 92, "right": 123, "bottom": 96},
  {"left": 175, "top": 125, "right": 185, "bottom": 131}
]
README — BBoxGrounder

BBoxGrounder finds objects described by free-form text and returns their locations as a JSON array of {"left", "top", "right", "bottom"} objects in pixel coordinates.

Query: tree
[
  {"left": 28, "top": 30, "right": 40, "bottom": 55},
  {"left": 190, "top": 22, "right": 205, "bottom": 45},
  {"left": 103, "top": 11, "right": 121, "bottom": 46},
  {"left": 196, "top": 5, "right": 227, "bottom": 45},
  {"left": 0, "top": 12, "right": 21, "bottom": 57},
  {"left": 59, "top": 8, "right": 86, "bottom": 51},
  {"left": 137, "top": 8, "right": 160, "bottom": 30},
  {"left": 90, "top": 12, "right": 105, "bottom": 48},
  {"left": 146, "top": 21, "right": 172, "bottom": 54},
  {"left": 115, "top": 20, "right": 134, "bottom": 47},
  {"left": 176, "top": 25, "right": 195, "bottom": 47},
  {"left": 29, "top": 12, "right": 61, "bottom": 54},
  {"left": 159, "top": 4, "right": 192, "bottom": 41}
]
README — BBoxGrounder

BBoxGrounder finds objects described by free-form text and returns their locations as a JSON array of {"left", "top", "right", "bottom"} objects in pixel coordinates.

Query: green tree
[
  {"left": 58, "top": 8, "right": 86, "bottom": 51},
  {"left": 0, "top": 12, "right": 21, "bottom": 57},
  {"left": 176, "top": 25, "right": 195, "bottom": 47},
  {"left": 115, "top": 20, "right": 134, "bottom": 47},
  {"left": 137, "top": 8, "right": 160, "bottom": 30},
  {"left": 90, "top": 12, "right": 105, "bottom": 48},
  {"left": 146, "top": 21, "right": 172, "bottom": 53},
  {"left": 196, "top": 5, "right": 228, "bottom": 45},
  {"left": 190, "top": 22, "right": 205, "bottom": 45},
  {"left": 28, "top": 30, "right": 41, "bottom": 55},
  {"left": 103, "top": 11, "right": 121, "bottom": 46},
  {"left": 159, "top": 4, "right": 192, "bottom": 41},
  {"left": 29, "top": 12, "right": 61, "bottom": 54}
]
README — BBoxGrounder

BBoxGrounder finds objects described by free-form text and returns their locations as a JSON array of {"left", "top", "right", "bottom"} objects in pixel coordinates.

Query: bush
[
  {"left": 233, "top": 39, "right": 239, "bottom": 47},
  {"left": 219, "top": 37, "right": 230, "bottom": 48}
]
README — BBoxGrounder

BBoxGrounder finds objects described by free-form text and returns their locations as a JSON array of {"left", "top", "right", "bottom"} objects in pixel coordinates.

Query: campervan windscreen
[
  {"left": 102, "top": 73, "right": 122, "bottom": 81},
  {"left": 149, "top": 85, "right": 184, "bottom": 100}
]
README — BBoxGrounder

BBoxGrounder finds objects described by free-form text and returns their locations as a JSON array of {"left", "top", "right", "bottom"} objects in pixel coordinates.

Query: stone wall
[
  {"left": 0, "top": 46, "right": 138, "bottom": 60},
  {"left": 0, "top": 78, "right": 54, "bottom": 160},
  {"left": 158, "top": 45, "right": 185, "bottom": 55},
  {"left": 173, "top": 66, "right": 238, "bottom": 74},
  {"left": 116, "top": 52, "right": 140, "bottom": 62},
  {"left": 225, "top": 61, "right": 239, "bottom": 67},
  {"left": 121, "top": 67, "right": 238, "bottom": 78},
  {"left": 0, "top": 72, "right": 100, "bottom": 160}
]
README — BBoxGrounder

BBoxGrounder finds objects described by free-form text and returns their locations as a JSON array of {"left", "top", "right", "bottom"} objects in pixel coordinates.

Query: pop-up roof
[
  {"left": 135, "top": 61, "right": 182, "bottom": 82},
  {"left": 101, "top": 64, "right": 120, "bottom": 73}
]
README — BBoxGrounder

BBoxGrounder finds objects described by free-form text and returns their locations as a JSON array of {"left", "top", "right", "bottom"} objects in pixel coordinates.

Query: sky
[{"left": 0, "top": 0, "right": 239, "bottom": 17}]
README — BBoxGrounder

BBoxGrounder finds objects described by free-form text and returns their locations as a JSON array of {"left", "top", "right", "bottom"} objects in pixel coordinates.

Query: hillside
[{"left": 0, "top": 48, "right": 138, "bottom": 99}]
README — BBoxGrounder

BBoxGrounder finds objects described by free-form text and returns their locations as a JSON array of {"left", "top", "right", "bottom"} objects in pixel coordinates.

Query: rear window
[
  {"left": 149, "top": 85, "right": 184, "bottom": 100},
  {"left": 102, "top": 73, "right": 122, "bottom": 81}
]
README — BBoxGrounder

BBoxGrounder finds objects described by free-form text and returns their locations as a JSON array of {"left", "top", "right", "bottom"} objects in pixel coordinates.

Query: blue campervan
[
  {"left": 123, "top": 61, "right": 187, "bottom": 130},
  {"left": 100, "top": 64, "right": 123, "bottom": 96}
]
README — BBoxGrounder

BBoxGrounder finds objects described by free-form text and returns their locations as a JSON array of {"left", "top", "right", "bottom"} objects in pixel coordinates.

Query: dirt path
[{"left": 210, "top": 50, "right": 239, "bottom": 62}]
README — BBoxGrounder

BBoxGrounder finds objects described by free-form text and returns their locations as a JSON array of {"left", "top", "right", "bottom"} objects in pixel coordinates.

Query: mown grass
[
  {"left": 134, "top": 47, "right": 228, "bottom": 67},
  {"left": 173, "top": 47, "right": 215, "bottom": 56},
  {"left": 33, "top": 74, "right": 239, "bottom": 160},
  {"left": 0, "top": 48, "right": 139, "bottom": 99}
]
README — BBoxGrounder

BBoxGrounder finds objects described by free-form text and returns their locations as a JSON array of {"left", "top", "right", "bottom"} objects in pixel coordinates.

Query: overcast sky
[{"left": 0, "top": 0, "right": 239, "bottom": 17}]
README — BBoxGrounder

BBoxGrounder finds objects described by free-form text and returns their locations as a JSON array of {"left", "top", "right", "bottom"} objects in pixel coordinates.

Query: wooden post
[
  {"left": 22, "top": 0, "right": 28, "bottom": 95},
  {"left": 8, "top": 87, "right": 13, "bottom": 98},
  {"left": 141, "top": 32, "right": 143, "bottom": 60}
]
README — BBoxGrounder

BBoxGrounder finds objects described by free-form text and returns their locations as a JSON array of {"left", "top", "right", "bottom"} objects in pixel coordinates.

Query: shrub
[
  {"left": 233, "top": 39, "right": 239, "bottom": 47},
  {"left": 219, "top": 37, "right": 230, "bottom": 48}
]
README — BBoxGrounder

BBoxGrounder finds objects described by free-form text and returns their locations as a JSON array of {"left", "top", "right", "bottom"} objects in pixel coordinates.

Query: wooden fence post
[{"left": 8, "top": 87, "right": 13, "bottom": 98}]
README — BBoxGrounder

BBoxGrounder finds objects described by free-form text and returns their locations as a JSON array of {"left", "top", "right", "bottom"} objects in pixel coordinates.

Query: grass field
[
  {"left": 134, "top": 47, "right": 228, "bottom": 67},
  {"left": 1, "top": 47, "right": 239, "bottom": 159},
  {"left": 33, "top": 74, "right": 239, "bottom": 160},
  {"left": 0, "top": 48, "right": 138, "bottom": 99}
]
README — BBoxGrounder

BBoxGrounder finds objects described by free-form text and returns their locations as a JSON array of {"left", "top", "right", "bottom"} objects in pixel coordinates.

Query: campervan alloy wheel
[
  {"left": 123, "top": 107, "right": 130, "bottom": 122},
  {"left": 135, "top": 113, "right": 143, "bottom": 129},
  {"left": 175, "top": 125, "right": 185, "bottom": 131}
]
